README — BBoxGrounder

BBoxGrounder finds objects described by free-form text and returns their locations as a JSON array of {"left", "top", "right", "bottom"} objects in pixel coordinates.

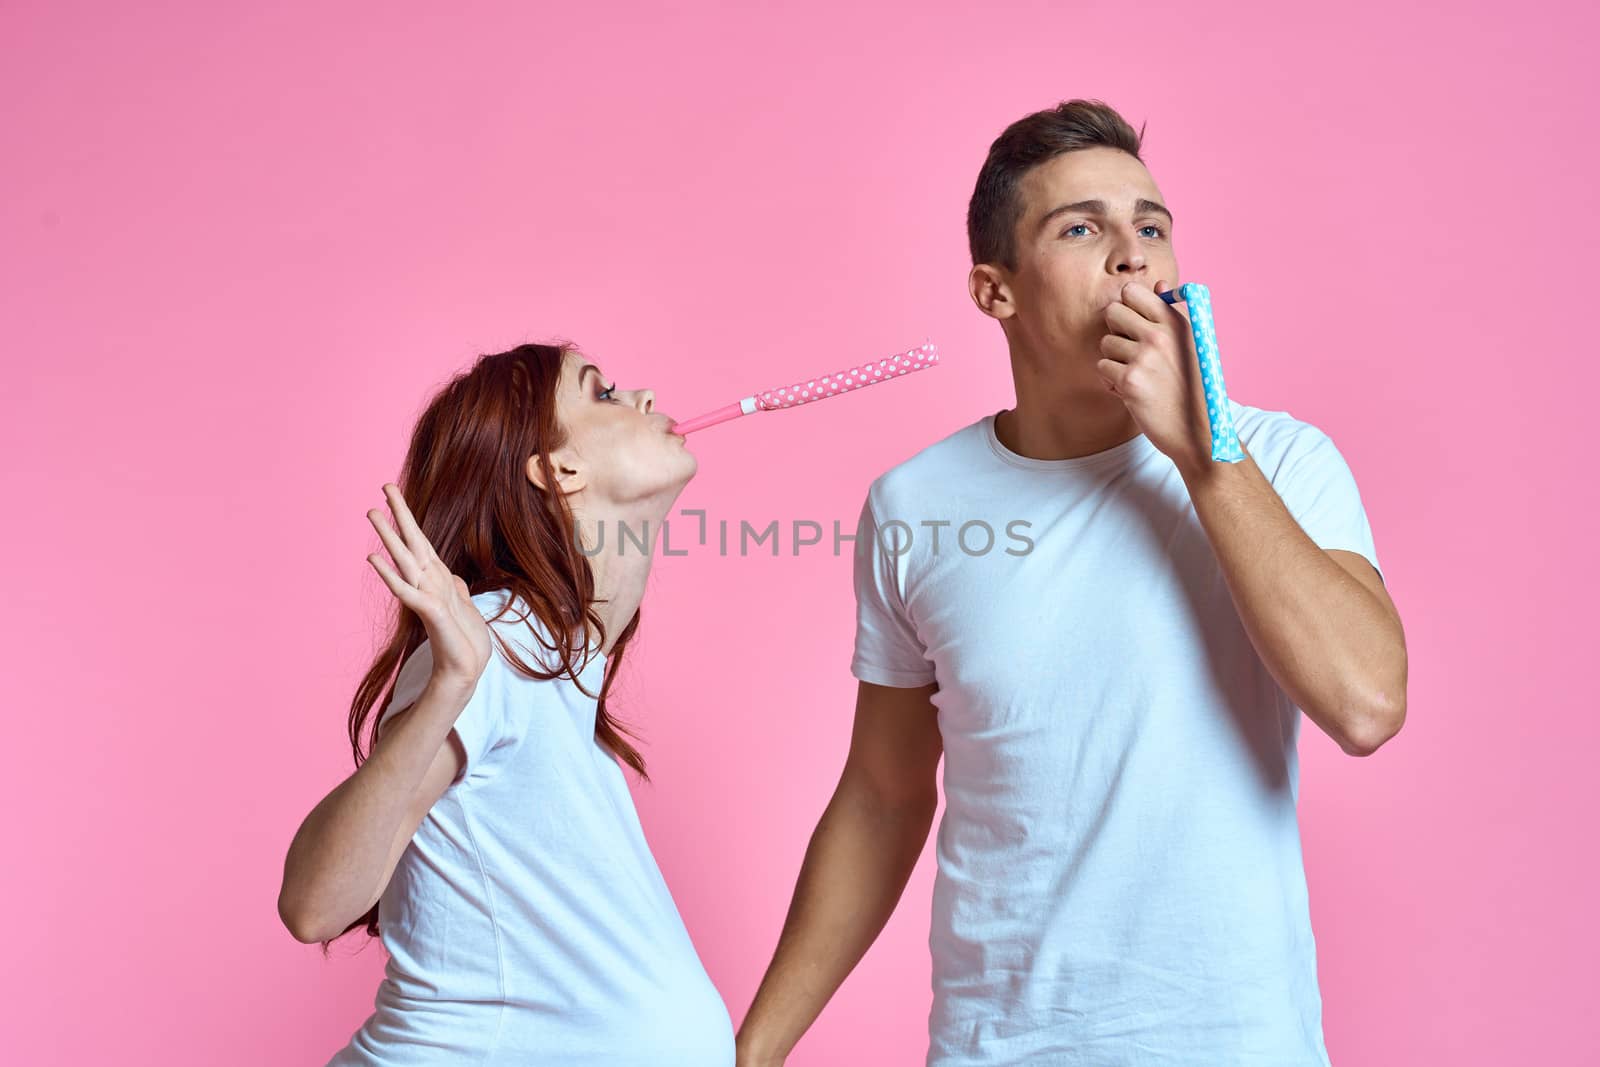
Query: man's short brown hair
[{"left": 967, "top": 99, "right": 1146, "bottom": 270}]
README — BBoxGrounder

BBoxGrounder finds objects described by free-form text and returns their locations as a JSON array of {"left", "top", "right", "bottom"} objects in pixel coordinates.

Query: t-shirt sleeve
[
  {"left": 849, "top": 491, "right": 937, "bottom": 687},
  {"left": 381, "top": 637, "right": 518, "bottom": 784},
  {"left": 1272, "top": 425, "right": 1385, "bottom": 585}
]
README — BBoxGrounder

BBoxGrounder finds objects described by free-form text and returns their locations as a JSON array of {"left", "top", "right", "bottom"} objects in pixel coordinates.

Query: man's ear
[
  {"left": 969, "top": 263, "right": 1016, "bottom": 321},
  {"left": 526, "top": 448, "right": 588, "bottom": 495}
]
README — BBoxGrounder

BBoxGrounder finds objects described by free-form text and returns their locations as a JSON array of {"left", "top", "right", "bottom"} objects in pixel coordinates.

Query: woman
[{"left": 277, "top": 343, "right": 734, "bottom": 1064}]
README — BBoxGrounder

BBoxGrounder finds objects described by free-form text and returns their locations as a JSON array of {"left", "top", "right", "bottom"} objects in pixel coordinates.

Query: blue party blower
[{"left": 1159, "top": 282, "right": 1245, "bottom": 463}]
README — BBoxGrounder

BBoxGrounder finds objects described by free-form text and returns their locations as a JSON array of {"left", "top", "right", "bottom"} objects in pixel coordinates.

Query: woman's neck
[{"left": 571, "top": 501, "right": 670, "bottom": 657}]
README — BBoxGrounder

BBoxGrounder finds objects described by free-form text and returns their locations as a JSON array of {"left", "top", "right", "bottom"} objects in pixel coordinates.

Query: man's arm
[
  {"left": 736, "top": 680, "right": 942, "bottom": 1066},
  {"left": 1178, "top": 446, "right": 1408, "bottom": 755}
]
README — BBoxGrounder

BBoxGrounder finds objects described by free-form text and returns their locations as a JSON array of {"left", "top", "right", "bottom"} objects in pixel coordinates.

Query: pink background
[{"left": 3, "top": 1, "right": 1594, "bottom": 1063}]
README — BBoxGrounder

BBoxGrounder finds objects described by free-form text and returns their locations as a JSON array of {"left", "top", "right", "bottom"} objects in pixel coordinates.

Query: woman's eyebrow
[
  {"left": 1037, "top": 198, "right": 1175, "bottom": 232},
  {"left": 577, "top": 363, "right": 602, "bottom": 393}
]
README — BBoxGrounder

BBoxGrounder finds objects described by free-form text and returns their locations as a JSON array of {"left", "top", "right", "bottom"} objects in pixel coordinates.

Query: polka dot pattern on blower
[
  {"left": 756, "top": 343, "right": 939, "bottom": 412},
  {"left": 1178, "top": 283, "right": 1245, "bottom": 464}
]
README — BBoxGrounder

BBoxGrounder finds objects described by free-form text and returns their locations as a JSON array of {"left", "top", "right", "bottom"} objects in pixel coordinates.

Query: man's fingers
[
  {"left": 1096, "top": 356, "right": 1130, "bottom": 394},
  {"left": 1099, "top": 333, "right": 1140, "bottom": 364},
  {"left": 1103, "top": 300, "right": 1153, "bottom": 339},
  {"left": 1118, "top": 281, "right": 1171, "bottom": 324}
]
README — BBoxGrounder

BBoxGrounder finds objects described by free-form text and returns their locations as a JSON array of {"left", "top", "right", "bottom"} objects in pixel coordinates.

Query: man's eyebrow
[{"left": 1037, "top": 198, "right": 1174, "bottom": 232}]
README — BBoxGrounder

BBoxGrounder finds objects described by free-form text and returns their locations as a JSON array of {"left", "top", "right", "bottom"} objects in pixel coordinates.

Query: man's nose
[
  {"left": 1113, "top": 249, "right": 1147, "bottom": 274},
  {"left": 1110, "top": 230, "right": 1147, "bottom": 274}
]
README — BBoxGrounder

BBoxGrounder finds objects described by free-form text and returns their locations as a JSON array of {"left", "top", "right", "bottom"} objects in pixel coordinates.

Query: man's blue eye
[{"left": 1060, "top": 223, "right": 1166, "bottom": 238}]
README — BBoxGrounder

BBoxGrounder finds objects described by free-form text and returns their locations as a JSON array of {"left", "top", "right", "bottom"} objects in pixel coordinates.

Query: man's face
[{"left": 985, "top": 146, "right": 1180, "bottom": 374}]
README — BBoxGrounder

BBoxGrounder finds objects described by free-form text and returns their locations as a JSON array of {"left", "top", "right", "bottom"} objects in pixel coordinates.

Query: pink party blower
[{"left": 669, "top": 343, "right": 940, "bottom": 435}]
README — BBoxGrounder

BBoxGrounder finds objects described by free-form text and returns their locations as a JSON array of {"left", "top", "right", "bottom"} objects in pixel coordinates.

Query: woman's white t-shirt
[{"left": 327, "top": 590, "right": 734, "bottom": 1066}]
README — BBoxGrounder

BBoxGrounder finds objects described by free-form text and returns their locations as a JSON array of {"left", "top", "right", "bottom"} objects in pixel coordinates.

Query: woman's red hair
[{"left": 327, "top": 342, "right": 647, "bottom": 947}]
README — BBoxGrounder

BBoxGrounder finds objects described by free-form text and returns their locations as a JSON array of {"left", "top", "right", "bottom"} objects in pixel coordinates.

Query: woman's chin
[{"left": 651, "top": 454, "right": 698, "bottom": 498}]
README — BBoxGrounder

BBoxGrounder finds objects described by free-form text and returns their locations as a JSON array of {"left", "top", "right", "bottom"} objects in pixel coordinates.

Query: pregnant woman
[{"left": 277, "top": 343, "right": 734, "bottom": 1065}]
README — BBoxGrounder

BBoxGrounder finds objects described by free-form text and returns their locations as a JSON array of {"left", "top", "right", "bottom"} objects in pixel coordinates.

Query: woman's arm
[
  {"left": 278, "top": 483, "right": 491, "bottom": 944},
  {"left": 277, "top": 675, "right": 473, "bottom": 944}
]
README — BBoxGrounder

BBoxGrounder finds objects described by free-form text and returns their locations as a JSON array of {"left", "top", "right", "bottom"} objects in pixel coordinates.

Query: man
[{"left": 736, "top": 99, "right": 1407, "bottom": 1066}]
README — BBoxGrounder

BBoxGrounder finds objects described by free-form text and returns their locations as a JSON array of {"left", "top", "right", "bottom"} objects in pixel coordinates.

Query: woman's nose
[{"left": 633, "top": 389, "right": 654, "bottom": 414}]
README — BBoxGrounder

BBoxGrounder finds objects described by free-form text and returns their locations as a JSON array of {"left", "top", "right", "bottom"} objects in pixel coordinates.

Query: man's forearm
[
  {"left": 737, "top": 772, "right": 936, "bottom": 1064},
  {"left": 1178, "top": 445, "right": 1406, "bottom": 753}
]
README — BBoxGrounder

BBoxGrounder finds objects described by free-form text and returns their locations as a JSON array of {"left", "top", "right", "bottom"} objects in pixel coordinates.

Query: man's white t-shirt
[
  {"left": 851, "top": 399, "right": 1382, "bottom": 1067},
  {"left": 327, "top": 590, "right": 735, "bottom": 1066}
]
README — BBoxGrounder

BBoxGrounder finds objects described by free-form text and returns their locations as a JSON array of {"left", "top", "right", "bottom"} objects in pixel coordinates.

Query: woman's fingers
[
  {"left": 368, "top": 552, "right": 454, "bottom": 626},
  {"left": 383, "top": 483, "right": 439, "bottom": 563},
  {"left": 367, "top": 486, "right": 475, "bottom": 659},
  {"left": 368, "top": 553, "right": 423, "bottom": 609},
  {"left": 367, "top": 486, "right": 460, "bottom": 625},
  {"left": 367, "top": 508, "right": 421, "bottom": 585}
]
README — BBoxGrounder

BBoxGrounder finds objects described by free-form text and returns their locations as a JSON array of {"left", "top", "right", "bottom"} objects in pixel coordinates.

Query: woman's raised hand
[{"left": 366, "top": 483, "right": 492, "bottom": 689}]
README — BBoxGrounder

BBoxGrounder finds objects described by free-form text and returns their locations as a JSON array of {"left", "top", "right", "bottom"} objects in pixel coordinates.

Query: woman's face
[{"left": 534, "top": 349, "right": 696, "bottom": 509}]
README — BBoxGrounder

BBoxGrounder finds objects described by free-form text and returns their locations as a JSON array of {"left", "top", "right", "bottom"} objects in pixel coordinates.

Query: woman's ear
[{"left": 526, "top": 449, "right": 588, "bottom": 495}]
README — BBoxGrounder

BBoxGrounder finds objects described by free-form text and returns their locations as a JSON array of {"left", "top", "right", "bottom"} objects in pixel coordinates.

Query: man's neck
[{"left": 997, "top": 345, "right": 1145, "bottom": 461}]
